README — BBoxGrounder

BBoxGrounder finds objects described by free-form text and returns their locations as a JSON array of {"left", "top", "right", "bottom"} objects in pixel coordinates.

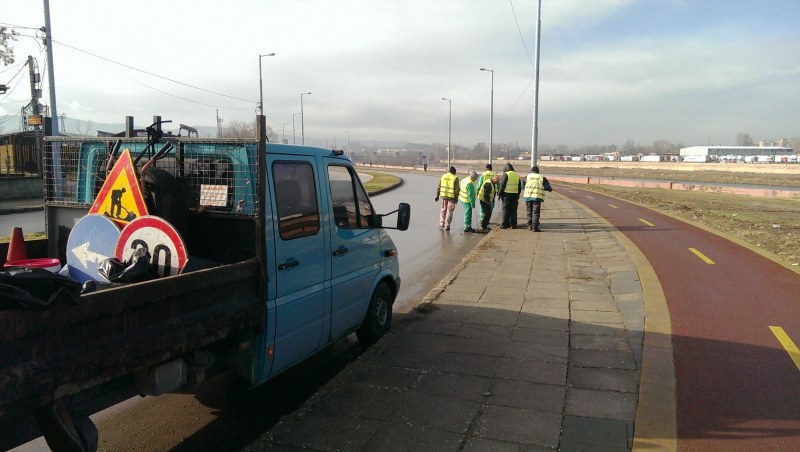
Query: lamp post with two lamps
[
  {"left": 479, "top": 67, "right": 494, "bottom": 164},
  {"left": 300, "top": 92, "right": 311, "bottom": 145},
  {"left": 258, "top": 53, "right": 275, "bottom": 116},
  {"left": 441, "top": 97, "right": 452, "bottom": 168}
]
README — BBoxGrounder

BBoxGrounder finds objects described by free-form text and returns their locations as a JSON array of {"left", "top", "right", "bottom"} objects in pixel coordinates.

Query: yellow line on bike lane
[
  {"left": 639, "top": 218, "right": 655, "bottom": 227},
  {"left": 769, "top": 326, "right": 800, "bottom": 371},
  {"left": 688, "top": 247, "right": 715, "bottom": 264}
]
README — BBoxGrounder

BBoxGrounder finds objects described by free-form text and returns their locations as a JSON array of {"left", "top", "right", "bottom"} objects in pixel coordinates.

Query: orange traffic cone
[{"left": 6, "top": 227, "right": 27, "bottom": 262}]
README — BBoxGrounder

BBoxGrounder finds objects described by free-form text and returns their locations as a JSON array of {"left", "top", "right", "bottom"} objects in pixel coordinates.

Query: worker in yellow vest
[
  {"left": 523, "top": 166, "right": 553, "bottom": 232},
  {"left": 476, "top": 164, "right": 496, "bottom": 227},
  {"left": 497, "top": 163, "right": 521, "bottom": 229},
  {"left": 434, "top": 166, "right": 460, "bottom": 231},
  {"left": 478, "top": 174, "right": 498, "bottom": 232},
  {"left": 459, "top": 170, "right": 478, "bottom": 233}
]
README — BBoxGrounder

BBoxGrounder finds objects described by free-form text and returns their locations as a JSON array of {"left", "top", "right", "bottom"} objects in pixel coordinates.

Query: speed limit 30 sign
[{"left": 115, "top": 216, "right": 188, "bottom": 277}]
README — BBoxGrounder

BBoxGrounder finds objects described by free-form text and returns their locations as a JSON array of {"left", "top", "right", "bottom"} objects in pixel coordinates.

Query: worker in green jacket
[{"left": 458, "top": 170, "right": 478, "bottom": 233}]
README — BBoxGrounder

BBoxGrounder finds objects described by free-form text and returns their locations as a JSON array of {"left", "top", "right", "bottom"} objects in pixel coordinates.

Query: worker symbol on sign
[
  {"left": 89, "top": 149, "right": 149, "bottom": 227},
  {"left": 109, "top": 187, "right": 132, "bottom": 221}
]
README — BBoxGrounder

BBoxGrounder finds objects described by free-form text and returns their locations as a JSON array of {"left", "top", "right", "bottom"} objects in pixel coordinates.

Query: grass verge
[{"left": 361, "top": 172, "right": 402, "bottom": 194}]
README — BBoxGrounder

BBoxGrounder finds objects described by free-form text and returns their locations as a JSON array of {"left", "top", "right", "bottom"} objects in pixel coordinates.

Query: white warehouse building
[
  {"left": 680, "top": 146, "right": 798, "bottom": 163},
  {"left": 680, "top": 146, "right": 793, "bottom": 158}
]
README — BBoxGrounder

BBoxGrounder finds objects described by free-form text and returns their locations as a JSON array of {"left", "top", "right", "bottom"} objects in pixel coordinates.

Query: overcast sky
[{"left": 2, "top": 0, "right": 799, "bottom": 148}]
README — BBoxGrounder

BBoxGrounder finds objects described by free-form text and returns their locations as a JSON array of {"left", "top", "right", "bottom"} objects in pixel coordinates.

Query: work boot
[{"left": 464, "top": 227, "right": 477, "bottom": 233}]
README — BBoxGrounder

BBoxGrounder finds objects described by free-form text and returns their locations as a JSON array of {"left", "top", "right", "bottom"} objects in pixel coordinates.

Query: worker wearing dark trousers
[
  {"left": 497, "top": 163, "right": 520, "bottom": 229},
  {"left": 478, "top": 175, "right": 498, "bottom": 232},
  {"left": 523, "top": 166, "right": 553, "bottom": 232}
]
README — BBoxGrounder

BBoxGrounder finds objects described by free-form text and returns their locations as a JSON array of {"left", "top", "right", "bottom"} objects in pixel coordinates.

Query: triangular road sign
[{"left": 89, "top": 149, "right": 149, "bottom": 226}]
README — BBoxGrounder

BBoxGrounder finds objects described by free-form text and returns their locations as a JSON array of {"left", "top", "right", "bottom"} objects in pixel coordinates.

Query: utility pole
[
  {"left": 43, "top": 0, "right": 63, "bottom": 197},
  {"left": 216, "top": 109, "right": 223, "bottom": 137},
  {"left": 27, "top": 56, "right": 44, "bottom": 174},
  {"left": 531, "top": 0, "right": 542, "bottom": 168}
]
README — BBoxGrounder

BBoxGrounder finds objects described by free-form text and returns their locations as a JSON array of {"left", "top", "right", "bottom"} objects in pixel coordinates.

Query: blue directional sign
[{"left": 66, "top": 214, "right": 121, "bottom": 284}]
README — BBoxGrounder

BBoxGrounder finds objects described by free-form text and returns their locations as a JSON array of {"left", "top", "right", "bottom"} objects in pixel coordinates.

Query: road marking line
[
  {"left": 688, "top": 247, "right": 715, "bottom": 264},
  {"left": 769, "top": 326, "right": 800, "bottom": 371},
  {"left": 608, "top": 204, "right": 618, "bottom": 208},
  {"left": 586, "top": 195, "right": 595, "bottom": 199},
  {"left": 638, "top": 218, "right": 655, "bottom": 227}
]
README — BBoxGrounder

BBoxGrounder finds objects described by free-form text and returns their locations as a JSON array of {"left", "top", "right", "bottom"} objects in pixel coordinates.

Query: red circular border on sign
[{"left": 115, "top": 216, "right": 188, "bottom": 273}]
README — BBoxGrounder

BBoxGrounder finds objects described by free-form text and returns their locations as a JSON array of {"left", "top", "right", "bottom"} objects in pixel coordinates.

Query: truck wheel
[{"left": 356, "top": 282, "right": 393, "bottom": 346}]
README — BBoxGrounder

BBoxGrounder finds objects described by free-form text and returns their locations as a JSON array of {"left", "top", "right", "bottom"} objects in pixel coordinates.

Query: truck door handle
[
  {"left": 332, "top": 246, "right": 349, "bottom": 256},
  {"left": 278, "top": 260, "right": 300, "bottom": 270}
]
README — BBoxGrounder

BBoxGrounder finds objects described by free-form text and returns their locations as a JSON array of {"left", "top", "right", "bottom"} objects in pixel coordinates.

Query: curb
[{"left": 0, "top": 206, "right": 44, "bottom": 215}]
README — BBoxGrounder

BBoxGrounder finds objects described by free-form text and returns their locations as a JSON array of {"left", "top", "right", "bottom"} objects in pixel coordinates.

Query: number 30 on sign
[{"left": 115, "top": 216, "right": 188, "bottom": 277}]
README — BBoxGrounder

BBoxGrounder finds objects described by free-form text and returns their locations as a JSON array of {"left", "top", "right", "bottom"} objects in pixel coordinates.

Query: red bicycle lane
[{"left": 557, "top": 188, "right": 800, "bottom": 451}]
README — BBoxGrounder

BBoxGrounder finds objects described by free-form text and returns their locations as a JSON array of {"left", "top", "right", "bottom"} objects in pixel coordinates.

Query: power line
[
  {"left": 0, "top": 22, "right": 40, "bottom": 30},
  {"left": 0, "top": 113, "right": 21, "bottom": 126},
  {"left": 508, "top": 0, "right": 534, "bottom": 66},
  {"left": 53, "top": 39, "right": 256, "bottom": 105},
  {"left": 2, "top": 60, "right": 29, "bottom": 98},
  {"left": 0, "top": 60, "right": 26, "bottom": 75}
]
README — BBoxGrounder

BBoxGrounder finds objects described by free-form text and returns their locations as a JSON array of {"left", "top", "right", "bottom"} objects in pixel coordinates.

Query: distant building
[{"left": 680, "top": 146, "right": 793, "bottom": 159}]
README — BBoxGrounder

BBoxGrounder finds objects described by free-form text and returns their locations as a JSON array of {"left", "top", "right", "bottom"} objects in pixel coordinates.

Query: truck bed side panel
[{"left": 0, "top": 258, "right": 263, "bottom": 420}]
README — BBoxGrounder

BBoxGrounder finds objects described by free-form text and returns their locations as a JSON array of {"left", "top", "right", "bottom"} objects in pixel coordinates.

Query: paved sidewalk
[{"left": 245, "top": 193, "right": 676, "bottom": 451}]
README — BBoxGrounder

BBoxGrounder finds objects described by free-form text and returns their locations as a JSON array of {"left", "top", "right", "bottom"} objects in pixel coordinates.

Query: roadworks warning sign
[{"left": 89, "top": 149, "right": 149, "bottom": 226}]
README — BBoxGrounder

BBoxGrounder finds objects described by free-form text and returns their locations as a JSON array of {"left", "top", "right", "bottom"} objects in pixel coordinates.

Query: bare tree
[
  {"left": 789, "top": 136, "right": 800, "bottom": 154},
  {"left": 219, "top": 119, "right": 276, "bottom": 140},
  {"left": 623, "top": 139, "right": 636, "bottom": 155},
  {"left": 68, "top": 119, "right": 94, "bottom": 136},
  {"left": 652, "top": 139, "right": 673, "bottom": 154},
  {"left": 0, "top": 26, "right": 18, "bottom": 66},
  {"left": 736, "top": 132, "right": 754, "bottom": 146},
  {"left": 220, "top": 119, "right": 255, "bottom": 138}
]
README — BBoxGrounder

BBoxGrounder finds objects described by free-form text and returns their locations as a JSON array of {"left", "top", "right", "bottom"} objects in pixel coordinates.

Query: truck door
[
  {"left": 268, "top": 157, "right": 328, "bottom": 376},
  {"left": 325, "top": 163, "right": 382, "bottom": 339}
]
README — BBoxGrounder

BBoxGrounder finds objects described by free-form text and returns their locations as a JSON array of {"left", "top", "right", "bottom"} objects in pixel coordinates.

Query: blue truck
[{"left": 0, "top": 116, "right": 409, "bottom": 450}]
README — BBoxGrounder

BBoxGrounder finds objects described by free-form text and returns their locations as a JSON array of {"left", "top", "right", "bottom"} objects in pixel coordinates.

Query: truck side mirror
[
  {"left": 377, "top": 203, "right": 410, "bottom": 230},
  {"left": 396, "top": 203, "right": 410, "bottom": 231}
]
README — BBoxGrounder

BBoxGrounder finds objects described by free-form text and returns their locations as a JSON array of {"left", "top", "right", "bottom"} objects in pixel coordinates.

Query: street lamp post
[
  {"left": 292, "top": 112, "right": 300, "bottom": 144},
  {"left": 531, "top": 0, "right": 542, "bottom": 168},
  {"left": 480, "top": 67, "right": 494, "bottom": 164},
  {"left": 300, "top": 92, "right": 311, "bottom": 145},
  {"left": 345, "top": 131, "right": 350, "bottom": 157},
  {"left": 258, "top": 53, "right": 275, "bottom": 116},
  {"left": 281, "top": 122, "right": 290, "bottom": 144},
  {"left": 441, "top": 97, "right": 452, "bottom": 168}
]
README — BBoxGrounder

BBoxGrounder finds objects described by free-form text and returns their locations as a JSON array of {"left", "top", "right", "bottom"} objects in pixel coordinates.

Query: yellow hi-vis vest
[
  {"left": 524, "top": 173, "right": 546, "bottom": 200},
  {"left": 503, "top": 171, "right": 520, "bottom": 194},
  {"left": 478, "top": 177, "right": 495, "bottom": 203},
  {"left": 480, "top": 170, "right": 494, "bottom": 187},
  {"left": 459, "top": 177, "right": 474, "bottom": 203},
  {"left": 439, "top": 172, "right": 458, "bottom": 199}
]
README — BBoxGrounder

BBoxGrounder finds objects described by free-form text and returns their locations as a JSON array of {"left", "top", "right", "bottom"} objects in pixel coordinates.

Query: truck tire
[{"left": 356, "top": 282, "right": 393, "bottom": 346}]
